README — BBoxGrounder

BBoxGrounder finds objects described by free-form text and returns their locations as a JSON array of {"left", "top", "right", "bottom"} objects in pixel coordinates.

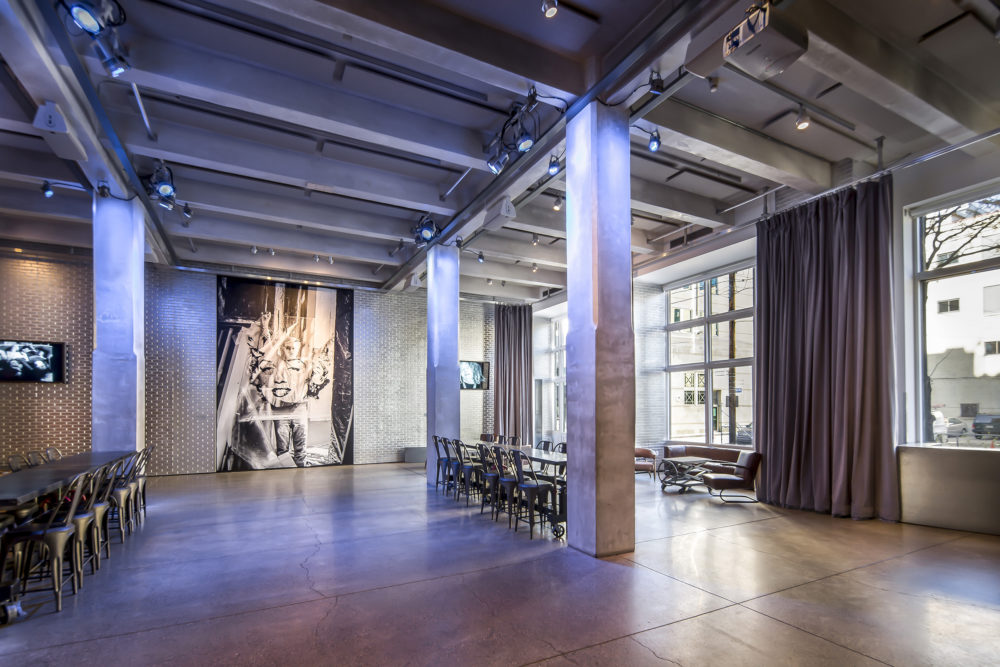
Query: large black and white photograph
[
  {"left": 216, "top": 277, "right": 353, "bottom": 471},
  {"left": 0, "top": 340, "right": 65, "bottom": 383}
]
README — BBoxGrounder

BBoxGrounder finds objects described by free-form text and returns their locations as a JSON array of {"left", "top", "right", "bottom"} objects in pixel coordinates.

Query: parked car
[
  {"left": 972, "top": 414, "right": 1000, "bottom": 439},
  {"left": 932, "top": 412, "right": 968, "bottom": 441}
]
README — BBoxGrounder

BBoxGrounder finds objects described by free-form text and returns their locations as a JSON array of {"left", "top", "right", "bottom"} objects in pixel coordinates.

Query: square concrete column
[
  {"left": 565, "top": 101, "right": 636, "bottom": 557},
  {"left": 92, "top": 193, "right": 145, "bottom": 453},
  {"left": 426, "top": 243, "right": 460, "bottom": 486}
]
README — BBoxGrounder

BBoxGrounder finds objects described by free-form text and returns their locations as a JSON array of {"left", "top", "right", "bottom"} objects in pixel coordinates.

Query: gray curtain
[
  {"left": 495, "top": 304, "right": 533, "bottom": 444},
  {"left": 756, "top": 175, "right": 899, "bottom": 520}
]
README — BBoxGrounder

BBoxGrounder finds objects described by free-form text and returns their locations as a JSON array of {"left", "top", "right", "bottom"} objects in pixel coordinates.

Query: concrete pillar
[
  {"left": 426, "top": 243, "right": 460, "bottom": 486},
  {"left": 565, "top": 101, "right": 636, "bottom": 557},
  {"left": 92, "top": 193, "right": 144, "bottom": 453}
]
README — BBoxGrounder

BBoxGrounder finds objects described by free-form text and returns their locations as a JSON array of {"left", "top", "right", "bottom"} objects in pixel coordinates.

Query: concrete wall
[
  {"left": 0, "top": 255, "right": 92, "bottom": 462},
  {"left": 0, "top": 257, "right": 494, "bottom": 473}
]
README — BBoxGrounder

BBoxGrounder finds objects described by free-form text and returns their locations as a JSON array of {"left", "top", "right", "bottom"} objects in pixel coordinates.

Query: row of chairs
[
  {"left": 0, "top": 447, "right": 153, "bottom": 613},
  {"left": 432, "top": 436, "right": 565, "bottom": 539},
  {"left": 7, "top": 447, "right": 64, "bottom": 472}
]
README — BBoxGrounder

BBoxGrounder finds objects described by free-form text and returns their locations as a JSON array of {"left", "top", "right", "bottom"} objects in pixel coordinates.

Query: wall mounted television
[
  {"left": 0, "top": 340, "right": 66, "bottom": 383},
  {"left": 460, "top": 360, "right": 489, "bottom": 390}
]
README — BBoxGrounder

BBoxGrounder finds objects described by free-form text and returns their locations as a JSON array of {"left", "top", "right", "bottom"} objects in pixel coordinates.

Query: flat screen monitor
[
  {"left": 0, "top": 340, "right": 66, "bottom": 383},
  {"left": 460, "top": 360, "right": 489, "bottom": 390}
]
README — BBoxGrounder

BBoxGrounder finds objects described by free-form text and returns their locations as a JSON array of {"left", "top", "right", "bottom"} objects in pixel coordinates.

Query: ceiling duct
[{"left": 723, "top": 9, "right": 807, "bottom": 80}]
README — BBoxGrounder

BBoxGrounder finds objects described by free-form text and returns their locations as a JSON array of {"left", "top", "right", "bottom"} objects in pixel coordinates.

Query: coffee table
[{"left": 658, "top": 455, "right": 709, "bottom": 492}]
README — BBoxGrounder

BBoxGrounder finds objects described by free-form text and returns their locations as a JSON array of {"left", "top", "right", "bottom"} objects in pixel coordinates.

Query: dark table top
[{"left": 0, "top": 450, "right": 134, "bottom": 506}]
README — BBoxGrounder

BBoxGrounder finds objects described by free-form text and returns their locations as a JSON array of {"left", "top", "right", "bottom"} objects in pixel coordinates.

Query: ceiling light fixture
[
  {"left": 487, "top": 278, "right": 494, "bottom": 286},
  {"left": 41, "top": 181, "right": 54, "bottom": 198},
  {"left": 328, "top": 256, "right": 335, "bottom": 265},
  {"left": 531, "top": 263, "right": 539, "bottom": 273},
  {"left": 91, "top": 29, "right": 130, "bottom": 78},
  {"left": 648, "top": 71, "right": 665, "bottom": 95},
  {"left": 182, "top": 203, "right": 193, "bottom": 220},
  {"left": 477, "top": 251, "right": 485, "bottom": 264},
  {"left": 413, "top": 215, "right": 439, "bottom": 246},
  {"left": 69, "top": 3, "right": 104, "bottom": 35},
  {"left": 648, "top": 129, "right": 661, "bottom": 152},
  {"left": 541, "top": 0, "right": 558, "bottom": 18},
  {"left": 552, "top": 196, "right": 563, "bottom": 212},
  {"left": 516, "top": 130, "right": 534, "bottom": 153},
  {"left": 313, "top": 254, "right": 321, "bottom": 262},
  {"left": 268, "top": 248, "right": 275, "bottom": 256},
  {"left": 795, "top": 106, "right": 811, "bottom": 131},
  {"left": 708, "top": 76, "right": 719, "bottom": 93},
  {"left": 146, "top": 160, "right": 176, "bottom": 209},
  {"left": 531, "top": 233, "right": 539, "bottom": 246},
  {"left": 487, "top": 150, "right": 510, "bottom": 175},
  {"left": 548, "top": 155, "right": 560, "bottom": 176},
  {"left": 250, "top": 245, "right": 259, "bottom": 255}
]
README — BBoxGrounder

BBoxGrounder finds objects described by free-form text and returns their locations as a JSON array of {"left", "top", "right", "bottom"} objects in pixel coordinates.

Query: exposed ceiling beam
[
  {"left": 642, "top": 99, "right": 833, "bottom": 193},
  {"left": 459, "top": 276, "right": 544, "bottom": 302},
  {"left": 173, "top": 177, "right": 416, "bottom": 243},
  {"left": 0, "top": 214, "right": 90, "bottom": 246},
  {"left": 0, "top": 183, "right": 90, "bottom": 221},
  {"left": 112, "top": 111, "right": 457, "bottom": 216},
  {"left": 464, "top": 232, "right": 567, "bottom": 269},
  {"left": 231, "top": 0, "right": 583, "bottom": 98},
  {"left": 0, "top": 146, "right": 80, "bottom": 186},
  {"left": 97, "top": 29, "right": 491, "bottom": 173},
  {"left": 174, "top": 241, "right": 386, "bottom": 284},
  {"left": 164, "top": 215, "right": 407, "bottom": 267},
  {"left": 459, "top": 258, "right": 565, "bottom": 289},
  {"left": 783, "top": 0, "right": 1000, "bottom": 152},
  {"left": 503, "top": 203, "right": 659, "bottom": 254}
]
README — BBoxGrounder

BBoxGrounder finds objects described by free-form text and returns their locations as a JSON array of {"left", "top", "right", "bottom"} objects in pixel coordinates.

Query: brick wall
[
  {"left": 459, "top": 300, "right": 494, "bottom": 444},
  {"left": 0, "top": 255, "right": 93, "bottom": 461},
  {"left": 144, "top": 265, "right": 216, "bottom": 475}
]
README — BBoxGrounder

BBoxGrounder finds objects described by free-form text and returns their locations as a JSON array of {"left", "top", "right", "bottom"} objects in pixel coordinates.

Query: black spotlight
[{"left": 41, "top": 181, "right": 54, "bottom": 198}]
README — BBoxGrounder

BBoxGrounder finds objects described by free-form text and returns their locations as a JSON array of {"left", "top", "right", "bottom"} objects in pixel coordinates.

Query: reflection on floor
[{"left": 2, "top": 463, "right": 999, "bottom": 665}]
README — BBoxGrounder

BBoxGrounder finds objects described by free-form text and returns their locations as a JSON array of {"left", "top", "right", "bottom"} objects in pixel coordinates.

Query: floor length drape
[
  {"left": 756, "top": 175, "right": 899, "bottom": 520},
  {"left": 495, "top": 304, "right": 533, "bottom": 444}
]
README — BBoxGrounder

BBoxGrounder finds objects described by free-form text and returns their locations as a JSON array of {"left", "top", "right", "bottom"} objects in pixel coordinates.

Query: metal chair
[
  {"left": 491, "top": 446, "right": 519, "bottom": 527},
  {"left": 511, "top": 449, "right": 553, "bottom": 539},
  {"left": 7, "top": 454, "right": 28, "bottom": 473},
  {"left": 25, "top": 451, "right": 46, "bottom": 467},
  {"left": 477, "top": 443, "right": 500, "bottom": 516},
  {"left": 553, "top": 442, "right": 567, "bottom": 454},
  {"left": 43, "top": 447, "right": 63, "bottom": 463}
]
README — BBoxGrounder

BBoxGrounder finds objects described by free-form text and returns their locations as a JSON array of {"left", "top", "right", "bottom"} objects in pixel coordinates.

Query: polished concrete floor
[{"left": 1, "top": 463, "right": 999, "bottom": 665}]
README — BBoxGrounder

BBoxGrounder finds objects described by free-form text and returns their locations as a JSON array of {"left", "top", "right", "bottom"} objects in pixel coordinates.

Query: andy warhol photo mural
[{"left": 216, "top": 277, "right": 354, "bottom": 471}]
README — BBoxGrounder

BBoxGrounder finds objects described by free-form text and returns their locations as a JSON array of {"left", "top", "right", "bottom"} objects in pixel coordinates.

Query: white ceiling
[{"left": 1, "top": 0, "right": 998, "bottom": 299}]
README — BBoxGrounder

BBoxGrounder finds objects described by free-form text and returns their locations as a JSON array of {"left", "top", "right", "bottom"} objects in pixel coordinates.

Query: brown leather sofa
[{"left": 634, "top": 447, "right": 657, "bottom": 478}]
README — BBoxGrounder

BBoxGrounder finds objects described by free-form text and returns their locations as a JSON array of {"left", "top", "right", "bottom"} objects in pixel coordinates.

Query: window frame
[{"left": 663, "top": 259, "right": 755, "bottom": 447}]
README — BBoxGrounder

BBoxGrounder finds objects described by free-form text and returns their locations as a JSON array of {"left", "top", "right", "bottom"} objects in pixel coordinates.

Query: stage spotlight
[
  {"left": 516, "top": 131, "right": 534, "bottom": 153},
  {"left": 413, "top": 215, "right": 439, "bottom": 245},
  {"left": 487, "top": 150, "right": 510, "bottom": 175},
  {"left": 41, "top": 181, "right": 54, "bottom": 198},
  {"left": 548, "top": 155, "right": 560, "bottom": 176},
  {"left": 552, "top": 196, "right": 563, "bottom": 212},
  {"left": 69, "top": 3, "right": 103, "bottom": 35},
  {"left": 477, "top": 251, "right": 485, "bottom": 263},
  {"left": 648, "top": 129, "right": 660, "bottom": 152},
  {"left": 532, "top": 234, "right": 539, "bottom": 246},
  {"left": 541, "top": 0, "right": 558, "bottom": 18}
]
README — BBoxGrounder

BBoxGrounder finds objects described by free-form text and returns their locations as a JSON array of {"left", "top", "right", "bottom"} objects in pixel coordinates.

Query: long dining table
[{"left": 0, "top": 450, "right": 134, "bottom": 506}]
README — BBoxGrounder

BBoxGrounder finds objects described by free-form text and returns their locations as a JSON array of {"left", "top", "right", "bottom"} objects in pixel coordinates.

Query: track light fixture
[
  {"left": 552, "top": 196, "right": 563, "bottom": 212},
  {"left": 413, "top": 215, "right": 439, "bottom": 246},
  {"left": 313, "top": 254, "right": 320, "bottom": 262},
  {"left": 251, "top": 245, "right": 259, "bottom": 255},
  {"left": 648, "top": 71, "right": 665, "bottom": 95},
  {"left": 541, "top": 0, "right": 558, "bottom": 18},
  {"left": 182, "top": 203, "right": 193, "bottom": 220},
  {"left": 532, "top": 233, "right": 539, "bottom": 246},
  {"left": 67, "top": 1, "right": 126, "bottom": 36},
  {"left": 795, "top": 106, "right": 811, "bottom": 130},
  {"left": 531, "top": 263, "right": 539, "bottom": 273},
  {"left": 486, "top": 88, "right": 541, "bottom": 170},
  {"left": 708, "top": 76, "right": 719, "bottom": 93},
  {"left": 648, "top": 129, "right": 661, "bottom": 152},
  {"left": 487, "top": 278, "right": 494, "bottom": 286},
  {"left": 477, "top": 251, "right": 485, "bottom": 263},
  {"left": 487, "top": 150, "right": 510, "bottom": 176},
  {"left": 146, "top": 160, "right": 176, "bottom": 210},
  {"left": 41, "top": 181, "right": 54, "bottom": 198},
  {"left": 548, "top": 155, "right": 560, "bottom": 176},
  {"left": 328, "top": 256, "right": 335, "bottom": 265},
  {"left": 268, "top": 248, "right": 275, "bottom": 256}
]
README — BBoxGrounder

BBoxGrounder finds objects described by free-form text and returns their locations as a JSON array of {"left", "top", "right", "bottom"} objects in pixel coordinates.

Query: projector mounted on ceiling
[{"left": 723, "top": 3, "right": 807, "bottom": 80}]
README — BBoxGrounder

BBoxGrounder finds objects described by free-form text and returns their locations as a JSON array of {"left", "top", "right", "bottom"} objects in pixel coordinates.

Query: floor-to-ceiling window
[
  {"left": 917, "top": 190, "right": 1000, "bottom": 446},
  {"left": 665, "top": 263, "right": 754, "bottom": 446}
]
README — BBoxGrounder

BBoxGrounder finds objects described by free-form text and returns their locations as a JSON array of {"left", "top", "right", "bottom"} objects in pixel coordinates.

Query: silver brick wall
[
  {"left": 144, "top": 265, "right": 217, "bottom": 475},
  {"left": 0, "top": 256, "right": 92, "bottom": 462}
]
